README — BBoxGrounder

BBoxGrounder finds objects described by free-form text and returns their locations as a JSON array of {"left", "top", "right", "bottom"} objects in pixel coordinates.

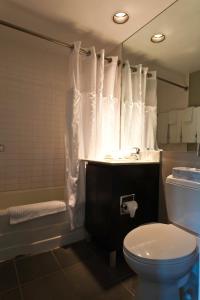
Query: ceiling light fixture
[
  {"left": 113, "top": 12, "right": 129, "bottom": 24},
  {"left": 151, "top": 33, "right": 166, "bottom": 43}
]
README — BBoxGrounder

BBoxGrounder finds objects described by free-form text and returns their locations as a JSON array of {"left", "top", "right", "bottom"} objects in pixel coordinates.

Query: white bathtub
[{"left": 0, "top": 187, "right": 85, "bottom": 261}]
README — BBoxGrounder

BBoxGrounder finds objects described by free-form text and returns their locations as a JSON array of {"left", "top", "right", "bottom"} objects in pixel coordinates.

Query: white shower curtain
[
  {"left": 145, "top": 71, "right": 157, "bottom": 149},
  {"left": 121, "top": 60, "right": 133, "bottom": 149},
  {"left": 121, "top": 60, "right": 157, "bottom": 151},
  {"left": 100, "top": 56, "right": 120, "bottom": 157},
  {"left": 65, "top": 42, "right": 120, "bottom": 229}
]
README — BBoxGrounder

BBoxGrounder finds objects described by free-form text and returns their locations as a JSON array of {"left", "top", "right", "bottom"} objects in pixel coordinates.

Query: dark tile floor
[{"left": 0, "top": 240, "right": 137, "bottom": 300}]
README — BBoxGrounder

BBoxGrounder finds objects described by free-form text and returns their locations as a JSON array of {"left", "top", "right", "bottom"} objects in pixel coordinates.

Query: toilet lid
[{"left": 124, "top": 223, "right": 197, "bottom": 260}]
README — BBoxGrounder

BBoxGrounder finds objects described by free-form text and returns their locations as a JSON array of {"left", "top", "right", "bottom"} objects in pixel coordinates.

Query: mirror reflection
[{"left": 122, "top": 0, "right": 200, "bottom": 151}]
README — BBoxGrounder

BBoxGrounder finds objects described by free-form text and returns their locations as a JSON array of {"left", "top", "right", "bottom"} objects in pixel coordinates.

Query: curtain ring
[
  {"left": 132, "top": 67, "right": 137, "bottom": 72},
  {"left": 87, "top": 50, "right": 91, "bottom": 56}
]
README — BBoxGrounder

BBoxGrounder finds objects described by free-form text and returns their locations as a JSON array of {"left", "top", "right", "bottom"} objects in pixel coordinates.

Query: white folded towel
[
  {"left": 183, "top": 107, "right": 193, "bottom": 122},
  {"left": 182, "top": 107, "right": 197, "bottom": 143},
  {"left": 157, "top": 112, "right": 169, "bottom": 144},
  {"left": 169, "top": 110, "right": 183, "bottom": 143},
  {"left": 8, "top": 201, "right": 66, "bottom": 224},
  {"left": 196, "top": 107, "right": 200, "bottom": 143},
  {"left": 168, "top": 110, "right": 177, "bottom": 125}
]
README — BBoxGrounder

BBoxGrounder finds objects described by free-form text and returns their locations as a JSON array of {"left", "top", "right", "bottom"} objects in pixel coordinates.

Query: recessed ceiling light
[
  {"left": 113, "top": 12, "right": 129, "bottom": 24},
  {"left": 151, "top": 33, "right": 166, "bottom": 43}
]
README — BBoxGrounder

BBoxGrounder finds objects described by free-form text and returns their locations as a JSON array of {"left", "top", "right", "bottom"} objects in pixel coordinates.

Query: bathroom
[{"left": 0, "top": 0, "right": 200, "bottom": 299}]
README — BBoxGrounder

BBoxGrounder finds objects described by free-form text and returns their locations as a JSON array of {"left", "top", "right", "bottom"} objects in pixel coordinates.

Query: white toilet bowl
[{"left": 123, "top": 223, "right": 197, "bottom": 300}]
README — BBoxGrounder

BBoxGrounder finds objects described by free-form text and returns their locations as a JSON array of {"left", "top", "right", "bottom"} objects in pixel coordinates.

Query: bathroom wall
[
  {"left": 0, "top": 27, "right": 68, "bottom": 198},
  {"left": 159, "top": 151, "right": 200, "bottom": 222},
  {"left": 157, "top": 80, "right": 188, "bottom": 114}
]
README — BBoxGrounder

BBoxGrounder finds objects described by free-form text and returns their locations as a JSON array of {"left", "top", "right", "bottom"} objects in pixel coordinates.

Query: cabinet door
[
  {"left": 85, "top": 163, "right": 159, "bottom": 251},
  {"left": 112, "top": 164, "right": 159, "bottom": 247},
  {"left": 85, "top": 164, "right": 113, "bottom": 241}
]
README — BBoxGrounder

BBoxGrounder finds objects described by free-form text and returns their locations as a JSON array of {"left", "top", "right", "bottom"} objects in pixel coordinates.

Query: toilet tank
[{"left": 165, "top": 175, "right": 200, "bottom": 235}]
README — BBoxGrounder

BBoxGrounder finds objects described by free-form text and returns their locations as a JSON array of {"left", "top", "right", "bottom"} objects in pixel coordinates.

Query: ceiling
[
  {"left": 0, "top": 0, "right": 176, "bottom": 53},
  {"left": 123, "top": 0, "right": 200, "bottom": 75}
]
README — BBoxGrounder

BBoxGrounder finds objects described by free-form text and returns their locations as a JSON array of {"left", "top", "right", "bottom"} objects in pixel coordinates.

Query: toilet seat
[
  {"left": 123, "top": 223, "right": 197, "bottom": 263},
  {"left": 123, "top": 246, "right": 197, "bottom": 266}
]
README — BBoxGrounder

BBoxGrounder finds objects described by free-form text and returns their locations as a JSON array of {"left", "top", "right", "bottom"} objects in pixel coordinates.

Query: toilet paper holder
[{"left": 120, "top": 193, "right": 138, "bottom": 216}]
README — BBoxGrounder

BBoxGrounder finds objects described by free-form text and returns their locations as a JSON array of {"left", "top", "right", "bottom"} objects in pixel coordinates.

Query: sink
[{"left": 172, "top": 167, "right": 200, "bottom": 182}]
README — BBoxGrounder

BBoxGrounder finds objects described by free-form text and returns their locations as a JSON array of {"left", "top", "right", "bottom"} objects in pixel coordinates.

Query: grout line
[
  {"left": 121, "top": 277, "right": 137, "bottom": 297},
  {"left": 51, "top": 250, "right": 75, "bottom": 286},
  {"left": 13, "top": 252, "right": 61, "bottom": 288},
  {"left": 20, "top": 270, "right": 61, "bottom": 288},
  {"left": 51, "top": 250, "right": 63, "bottom": 270},
  {"left": 51, "top": 250, "right": 82, "bottom": 276},
  {"left": 51, "top": 250, "right": 91, "bottom": 299},
  {"left": 121, "top": 283, "right": 136, "bottom": 297},
  {"left": 13, "top": 259, "right": 24, "bottom": 300},
  {"left": 51, "top": 249, "right": 90, "bottom": 272}
]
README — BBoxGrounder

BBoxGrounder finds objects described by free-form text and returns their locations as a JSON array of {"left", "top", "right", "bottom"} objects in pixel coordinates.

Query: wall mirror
[{"left": 122, "top": 0, "right": 200, "bottom": 151}]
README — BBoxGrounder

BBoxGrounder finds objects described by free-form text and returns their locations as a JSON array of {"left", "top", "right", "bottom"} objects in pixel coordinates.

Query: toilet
[{"left": 123, "top": 174, "right": 200, "bottom": 300}]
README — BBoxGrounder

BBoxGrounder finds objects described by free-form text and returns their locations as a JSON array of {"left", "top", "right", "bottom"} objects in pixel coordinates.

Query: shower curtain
[
  {"left": 65, "top": 42, "right": 120, "bottom": 229},
  {"left": 121, "top": 60, "right": 157, "bottom": 151},
  {"left": 145, "top": 71, "right": 157, "bottom": 149}
]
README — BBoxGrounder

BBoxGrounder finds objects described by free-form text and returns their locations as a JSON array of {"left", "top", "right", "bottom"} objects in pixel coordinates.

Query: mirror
[{"left": 122, "top": 0, "right": 200, "bottom": 151}]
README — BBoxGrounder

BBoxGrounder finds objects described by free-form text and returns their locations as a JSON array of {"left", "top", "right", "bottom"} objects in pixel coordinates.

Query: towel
[
  {"left": 168, "top": 110, "right": 177, "bottom": 125},
  {"left": 183, "top": 107, "right": 193, "bottom": 122},
  {"left": 169, "top": 110, "right": 183, "bottom": 143},
  {"left": 8, "top": 201, "right": 66, "bottom": 224},
  {"left": 196, "top": 107, "right": 200, "bottom": 143},
  {"left": 182, "top": 107, "right": 197, "bottom": 143},
  {"left": 157, "top": 112, "right": 169, "bottom": 144}
]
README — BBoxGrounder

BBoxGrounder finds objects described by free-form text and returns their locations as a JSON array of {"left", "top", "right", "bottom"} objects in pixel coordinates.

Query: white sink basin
[{"left": 172, "top": 167, "right": 200, "bottom": 182}]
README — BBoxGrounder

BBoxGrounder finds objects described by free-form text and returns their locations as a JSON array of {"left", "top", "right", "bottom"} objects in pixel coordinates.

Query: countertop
[{"left": 84, "top": 159, "right": 160, "bottom": 165}]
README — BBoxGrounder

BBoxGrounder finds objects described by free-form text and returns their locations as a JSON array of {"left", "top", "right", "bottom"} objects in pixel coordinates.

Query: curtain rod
[
  {"left": 157, "top": 76, "right": 188, "bottom": 91},
  {"left": 0, "top": 19, "right": 188, "bottom": 90},
  {"left": 0, "top": 19, "right": 121, "bottom": 65},
  {"left": 124, "top": 64, "right": 188, "bottom": 91}
]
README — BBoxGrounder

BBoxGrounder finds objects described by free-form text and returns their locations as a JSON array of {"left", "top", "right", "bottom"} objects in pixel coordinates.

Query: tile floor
[{"left": 0, "top": 240, "right": 137, "bottom": 300}]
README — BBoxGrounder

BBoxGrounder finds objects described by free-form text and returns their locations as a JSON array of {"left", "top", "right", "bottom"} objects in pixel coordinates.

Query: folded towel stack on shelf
[
  {"left": 168, "top": 110, "right": 182, "bottom": 143},
  {"left": 182, "top": 107, "right": 197, "bottom": 143},
  {"left": 158, "top": 106, "right": 199, "bottom": 144}
]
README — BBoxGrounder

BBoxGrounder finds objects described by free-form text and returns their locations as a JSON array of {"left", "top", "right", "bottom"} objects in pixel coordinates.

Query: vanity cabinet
[{"left": 85, "top": 161, "right": 160, "bottom": 253}]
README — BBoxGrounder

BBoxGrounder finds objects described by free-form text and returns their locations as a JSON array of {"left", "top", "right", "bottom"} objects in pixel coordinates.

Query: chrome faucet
[
  {"left": 130, "top": 147, "right": 140, "bottom": 160},
  {"left": 131, "top": 147, "right": 140, "bottom": 154}
]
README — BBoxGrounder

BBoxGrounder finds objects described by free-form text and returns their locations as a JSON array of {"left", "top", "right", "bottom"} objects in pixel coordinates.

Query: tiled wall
[
  {"left": 0, "top": 30, "right": 68, "bottom": 192},
  {"left": 159, "top": 151, "right": 200, "bottom": 222}
]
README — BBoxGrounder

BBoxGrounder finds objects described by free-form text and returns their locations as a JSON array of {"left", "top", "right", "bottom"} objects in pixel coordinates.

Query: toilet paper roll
[{"left": 126, "top": 200, "right": 138, "bottom": 218}]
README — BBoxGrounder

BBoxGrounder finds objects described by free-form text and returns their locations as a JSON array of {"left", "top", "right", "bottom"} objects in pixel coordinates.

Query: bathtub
[{"left": 0, "top": 187, "right": 85, "bottom": 261}]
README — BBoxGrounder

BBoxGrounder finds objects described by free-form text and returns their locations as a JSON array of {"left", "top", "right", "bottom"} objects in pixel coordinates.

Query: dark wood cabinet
[{"left": 85, "top": 161, "right": 160, "bottom": 253}]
